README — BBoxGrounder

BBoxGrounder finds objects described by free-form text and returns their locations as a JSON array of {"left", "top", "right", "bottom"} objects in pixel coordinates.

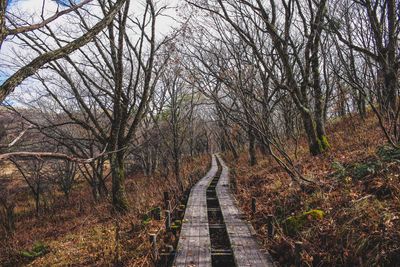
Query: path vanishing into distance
[{"left": 173, "top": 154, "right": 274, "bottom": 267}]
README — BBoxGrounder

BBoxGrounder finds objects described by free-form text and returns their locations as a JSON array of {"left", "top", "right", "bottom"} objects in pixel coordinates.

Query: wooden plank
[
  {"left": 216, "top": 155, "right": 275, "bottom": 267},
  {"left": 172, "top": 155, "right": 217, "bottom": 267}
]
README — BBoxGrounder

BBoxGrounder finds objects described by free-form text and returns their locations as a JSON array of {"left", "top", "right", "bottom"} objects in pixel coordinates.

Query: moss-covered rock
[
  {"left": 283, "top": 209, "right": 325, "bottom": 236},
  {"left": 21, "top": 241, "right": 49, "bottom": 260}
]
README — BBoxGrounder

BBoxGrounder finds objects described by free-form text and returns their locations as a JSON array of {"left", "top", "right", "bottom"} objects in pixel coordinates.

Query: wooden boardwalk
[
  {"left": 216, "top": 155, "right": 274, "bottom": 267},
  {"left": 172, "top": 155, "right": 218, "bottom": 267},
  {"left": 173, "top": 154, "right": 274, "bottom": 266}
]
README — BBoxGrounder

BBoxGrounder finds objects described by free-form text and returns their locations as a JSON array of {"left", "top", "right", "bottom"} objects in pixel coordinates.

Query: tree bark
[
  {"left": 301, "top": 110, "right": 323, "bottom": 156},
  {"left": 0, "top": 0, "right": 6, "bottom": 48},
  {"left": 248, "top": 127, "right": 257, "bottom": 166},
  {"left": 110, "top": 151, "right": 129, "bottom": 212}
]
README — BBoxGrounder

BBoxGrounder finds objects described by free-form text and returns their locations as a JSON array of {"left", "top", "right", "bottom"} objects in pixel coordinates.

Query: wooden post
[
  {"left": 166, "top": 200, "right": 171, "bottom": 211},
  {"left": 295, "top": 241, "right": 302, "bottom": 267},
  {"left": 267, "top": 214, "right": 274, "bottom": 239},
  {"left": 165, "top": 210, "right": 171, "bottom": 230},
  {"left": 163, "top": 192, "right": 169, "bottom": 209},
  {"left": 231, "top": 171, "right": 237, "bottom": 192},
  {"left": 251, "top": 197, "right": 256, "bottom": 215},
  {"left": 149, "top": 233, "right": 158, "bottom": 261}
]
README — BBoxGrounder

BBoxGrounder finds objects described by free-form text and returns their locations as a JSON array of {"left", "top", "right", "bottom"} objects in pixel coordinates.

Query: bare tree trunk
[
  {"left": 110, "top": 151, "right": 128, "bottom": 212},
  {"left": 248, "top": 127, "right": 257, "bottom": 166},
  {"left": 0, "top": 0, "right": 5, "bottom": 48},
  {"left": 301, "top": 110, "right": 323, "bottom": 156},
  {"left": 384, "top": 0, "right": 398, "bottom": 117},
  {"left": 312, "top": 0, "right": 329, "bottom": 151},
  {"left": 35, "top": 183, "right": 40, "bottom": 216},
  {"left": 174, "top": 154, "right": 183, "bottom": 192}
]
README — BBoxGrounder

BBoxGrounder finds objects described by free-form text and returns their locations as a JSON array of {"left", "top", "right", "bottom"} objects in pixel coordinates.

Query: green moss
[
  {"left": 316, "top": 135, "right": 330, "bottom": 153},
  {"left": 283, "top": 209, "right": 325, "bottom": 236},
  {"left": 150, "top": 206, "right": 161, "bottom": 219},
  {"left": 21, "top": 241, "right": 49, "bottom": 260},
  {"left": 303, "top": 209, "right": 325, "bottom": 219},
  {"left": 141, "top": 214, "right": 152, "bottom": 226},
  {"left": 170, "top": 220, "right": 182, "bottom": 233},
  {"left": 320, "top": 135, "right": 331, "bottom": 150}
]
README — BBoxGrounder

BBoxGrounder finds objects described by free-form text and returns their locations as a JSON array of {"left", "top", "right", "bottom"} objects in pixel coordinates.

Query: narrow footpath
[{"left": 173, "top": 154, "right": 274, "bottom": 267}]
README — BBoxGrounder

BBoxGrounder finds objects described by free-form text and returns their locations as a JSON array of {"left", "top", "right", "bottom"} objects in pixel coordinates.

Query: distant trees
[
  {"left": 12, "top": 159, "right": 46, "bottom": 216},
  {"left": 188, "top": 0, "right": 331, "bottom": 156},
  {"left": 0, "top": 0, "right": 398, "bottom": 218},
  {"left": 133, "top": 48, "right": 211, "bottom": 191},
  {"left": 155, "top": 58, "right": 197, "bottom": 191},
  {"left": 181, "top": 0, "right": 399, "bottom": 182},
  {"left": 10, "top": 0, "right": 172, "bottom": 212},
  {"left": 53, "top": 160, "right": 77, "bottom": 201},
  {"left": 329, "top": 0, "right": 400, "bottom": 148}
]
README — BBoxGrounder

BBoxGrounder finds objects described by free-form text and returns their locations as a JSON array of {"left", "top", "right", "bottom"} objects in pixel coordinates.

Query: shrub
[
  {"left": 350, "top": 162, "right": 380, "bottom": 179},
  {"left": 331, "top": 161, "right": 346, "bottom": 179},
  {"left": 377, "top": 145, "right": 400, "bottom": 162}
]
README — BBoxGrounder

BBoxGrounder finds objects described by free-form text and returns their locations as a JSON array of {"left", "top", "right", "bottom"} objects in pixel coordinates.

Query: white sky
[
  {"left": 0, "top": 0, "right": 182, "bottom": 103},
  {"left": 1, "top": 0, "right": 181, "bottom": 74}
]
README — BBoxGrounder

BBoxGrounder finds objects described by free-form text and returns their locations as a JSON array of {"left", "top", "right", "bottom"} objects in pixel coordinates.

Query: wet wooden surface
[
  {"left": 173, "top": 155, "right": 217, "bottom": 267},
  {"left": 216, "top": 155, "right": 274, "bottom": 267}
]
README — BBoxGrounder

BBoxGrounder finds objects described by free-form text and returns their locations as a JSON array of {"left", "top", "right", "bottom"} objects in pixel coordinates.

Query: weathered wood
[
  {"left": 252, "top": 197, "right": 257, "bottom": 215},
  {"left": 173, "top": 155, "right": 218, "bottom": 267},
  {"left": 149, "top": 233, "right": 158, "bottom": 261},
  {"left": 165, "top": 210, "right": 171, "bottom": 230},
  {"left": 164, "top": 191, "right": 170, "bottom": 209},
  {"left": 216, "top": 155, "right": 274, "bottom": 267}
]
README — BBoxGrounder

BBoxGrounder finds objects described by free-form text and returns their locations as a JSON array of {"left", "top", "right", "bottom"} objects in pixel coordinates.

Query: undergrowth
[
  {"left": 228, "top": 113, "right": 400, "bottom": 266},
  {"left": 0, "top": 155, "right": 210, "bottom": 266}
]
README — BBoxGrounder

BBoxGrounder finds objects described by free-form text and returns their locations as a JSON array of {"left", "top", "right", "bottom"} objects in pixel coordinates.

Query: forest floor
[
  {"left": 226, "top": 113, "right": 400, "bottom": 266},
  {"left": 0, "top": 155, "right": 210, "bottom": 266}
]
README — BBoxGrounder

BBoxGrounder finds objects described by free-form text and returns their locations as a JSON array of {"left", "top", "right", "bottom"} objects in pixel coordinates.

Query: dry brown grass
[
  {"left": 0, "top": 154, "right": 210, "bottom": 266},
  {"left": 226, "top": 113, "right": 400, "bottom": 266}
]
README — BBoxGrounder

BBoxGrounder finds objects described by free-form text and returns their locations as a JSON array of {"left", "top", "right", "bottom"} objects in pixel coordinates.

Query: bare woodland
[{"left": 0, "top": 0, "right": 399, "bottom": 266}]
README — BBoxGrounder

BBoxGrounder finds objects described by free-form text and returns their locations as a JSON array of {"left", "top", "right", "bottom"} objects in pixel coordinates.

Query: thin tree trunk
[
  {"left": 248, "top": 127, "right": 257, "bottom": 166},
  {"left": 35, "top": 183, "right": 40, "bottom": 216}
]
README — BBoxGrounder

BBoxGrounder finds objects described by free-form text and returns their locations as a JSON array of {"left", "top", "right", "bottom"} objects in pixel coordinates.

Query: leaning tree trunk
[{"left": 311, "top": 5, "right": 330, "bottom": 152}]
